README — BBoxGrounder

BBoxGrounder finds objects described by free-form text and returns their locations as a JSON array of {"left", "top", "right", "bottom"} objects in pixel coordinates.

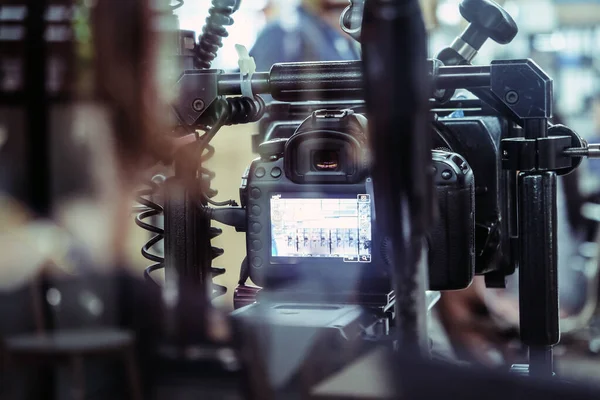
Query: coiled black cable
[
  {"left": 137, "top": 95, "right": 264, "bottom": 295},
  {"left": 171, "top": 0, "right": 184, "bottom": 11},
  {"left": 199, "top": 143, "right": 238, "bottom": 207},
  {"left": 195, "top": 0, "right": 238, "bottom": 69},
  {"left": 226, "top": 95, "right": 266, "bottom": 125},
  {"left": 192, "top": 95, "right": 264, "bottom": 299},
  {"left": 210, "top": 262, "right": 228, "bottom": 299},
  {"left": 195, "top": 100, "right": 232, "bottom": 300},
  {"left": 196, "top": 96, "right": 265, "bottom": 208},
  {"left": 135, "top": 178, "right": 165, "bottom": 286}
]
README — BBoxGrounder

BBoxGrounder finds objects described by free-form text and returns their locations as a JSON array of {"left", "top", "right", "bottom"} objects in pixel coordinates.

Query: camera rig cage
[
  {"left": 5, "top": 0, "right": 600, "bottom": 398},
  {"left": 134, "top": 0, "right": 600, "bottom": 381}
]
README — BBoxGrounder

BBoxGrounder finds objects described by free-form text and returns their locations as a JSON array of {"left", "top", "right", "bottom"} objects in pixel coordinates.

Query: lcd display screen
[{"left": 270, "top": 194, "right": 372, "bottom": 262}]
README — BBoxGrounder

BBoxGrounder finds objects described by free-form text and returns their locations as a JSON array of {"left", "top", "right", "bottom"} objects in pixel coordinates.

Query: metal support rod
[
  {"left": 435, "top": 73, "right": 490, "bottom": 89},
  {"left": 518, "top": 172, "right": 559, "bottom": 378},
  {"left": 218, "top": 72, "right": 270, "bottom": 95},
  {"left": 438, "top": 65, "right": 491, "bottom": 75},
  {"left": 217, "top": 63, "right": 492, "bottom": 99},
  {"left": 563, "top": 144, "right": 600, "bottom": 158}
]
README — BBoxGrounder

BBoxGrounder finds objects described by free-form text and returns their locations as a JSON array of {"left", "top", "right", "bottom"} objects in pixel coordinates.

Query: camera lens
[{"left": 313, "top": 150, "right": 340, "bottom": 171}]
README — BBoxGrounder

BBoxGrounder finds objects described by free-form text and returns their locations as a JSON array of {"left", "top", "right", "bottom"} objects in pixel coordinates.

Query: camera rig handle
[{"left": 436, "top": 0, "right": 518, "bottom": 66}]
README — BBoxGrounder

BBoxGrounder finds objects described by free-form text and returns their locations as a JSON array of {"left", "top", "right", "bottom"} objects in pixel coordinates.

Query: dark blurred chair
[{"left": 0, "top": 274, "right": 142, "bottom": 400}]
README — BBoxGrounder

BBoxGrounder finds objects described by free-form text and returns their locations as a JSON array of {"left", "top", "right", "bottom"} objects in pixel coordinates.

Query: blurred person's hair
[
  {"left": 45, "top": 0, "right": 177, "bottom": 269},
  {"left": 91, "top": 0, "right": 172, "bottom": 183}
]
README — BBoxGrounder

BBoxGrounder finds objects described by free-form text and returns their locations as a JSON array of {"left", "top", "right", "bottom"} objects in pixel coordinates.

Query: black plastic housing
[
  {"left": 241, "top": 145, "right": 476, "bottom": 294},
  {"left": 257, "top": 104, "right": 514, "bottom": 282},
  {"left": 242, "top": 104, "right": 483, "bottom": 295},
  {"left": 428, "top": 150, "right": 475, "bottom": 290},
  {"left": 433, "top": 116, "right": 513, "bottom": 278},
  {"left": 241, "top": 153, "right": 390, "bottom": 298}
]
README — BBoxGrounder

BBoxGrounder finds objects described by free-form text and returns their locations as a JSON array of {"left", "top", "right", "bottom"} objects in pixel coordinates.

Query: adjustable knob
[
  {"left": 460, "top": 0, "right": 518, "bottom": 45},
  {"left": 437, "top": 0, "right": 518, "bottom": 66}
]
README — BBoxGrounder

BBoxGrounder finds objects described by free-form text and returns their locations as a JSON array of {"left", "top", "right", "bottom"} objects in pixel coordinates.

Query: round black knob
[
  {"left": 459, "top": 0, "right": 518, "bottom": 46},
  {"left": 434, "top": 0, "right": 518, "bottom": 102},
  {"left": 436, "top": 0, "right": 517, "bottom": 69}
]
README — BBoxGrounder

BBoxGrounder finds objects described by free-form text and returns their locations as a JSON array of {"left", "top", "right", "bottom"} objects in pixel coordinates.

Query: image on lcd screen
[{"left": 270, "top": 195, "right": 372, "bottom": 262}]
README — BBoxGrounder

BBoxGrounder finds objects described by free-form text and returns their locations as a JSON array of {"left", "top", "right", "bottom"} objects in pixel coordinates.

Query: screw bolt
[
  {"left": 192, "top": 99, "right": 205, "bottom": 112},
  {"left": 505, "top": 90, "right": 519, "bottom": 105}
]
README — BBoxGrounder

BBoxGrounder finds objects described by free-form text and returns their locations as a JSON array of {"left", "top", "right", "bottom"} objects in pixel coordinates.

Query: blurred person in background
[{"left": 250, "top": 0, "right": 360, "bottom": 72}]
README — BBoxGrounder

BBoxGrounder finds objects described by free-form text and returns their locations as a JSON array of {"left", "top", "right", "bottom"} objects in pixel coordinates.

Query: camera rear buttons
[
  {"left": 252, "top": 257, "right": 262, "bottom": 268},
  {"left": 270, "top": 167, "right": 282, "bottom": 178},
  {"left": 251, "top": 222, "right": 262, "bottom": 233},
  {"left": 252, "top": 240, "right": 262, "bottom": 251},
  {"left": 251, "top": 205, "right": 261, "bottom": 216},
  {"left": 442, "top": 170, "right": 453, "bottom": 180},
  {"left": 251, "top": 187, "right": 261, "bottom": 199},
  {"left": 255, "top": 167, "right": 266, "bottom": 178}
]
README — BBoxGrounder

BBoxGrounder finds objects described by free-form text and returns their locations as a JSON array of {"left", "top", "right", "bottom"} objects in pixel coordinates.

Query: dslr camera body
[{"left": 239, "top": 107, "right": 478, "bottom": 308}]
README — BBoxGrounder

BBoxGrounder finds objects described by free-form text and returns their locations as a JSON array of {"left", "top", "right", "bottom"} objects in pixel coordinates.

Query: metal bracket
[
  {"left": 501, "top": 125, "right": 585, "bottom": 175},
  {"left": 490, "top": 59, "right": 553, "bottom": 120},
  {"left": 501, "top": 135, "right": 572, "bottom": 172},
  {"left": 173, "top": 69, "right": 221, "bottom": 127}
]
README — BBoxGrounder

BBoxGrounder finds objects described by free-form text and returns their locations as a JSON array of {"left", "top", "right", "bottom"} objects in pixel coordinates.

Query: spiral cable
[
  {"left": 195, "top": 0, "right": 238, "bottom": 69},
  {"left": 193, "top": 105, "right": 236, "bottom": 300},
  {"left": 135, "top": 179, "right": 165, "bottom": 285},
  {"left": 197, "top": 96, "right": 265, "bottom": 299},
  {"left": 171, "top": 0, "right": 184, "bottom": 11},
  {"left": 198, "top": 142, "right": 228, "bottom": 300},
  {"left": 226, "top": 96, "right": 266, "bottom": 125}
]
